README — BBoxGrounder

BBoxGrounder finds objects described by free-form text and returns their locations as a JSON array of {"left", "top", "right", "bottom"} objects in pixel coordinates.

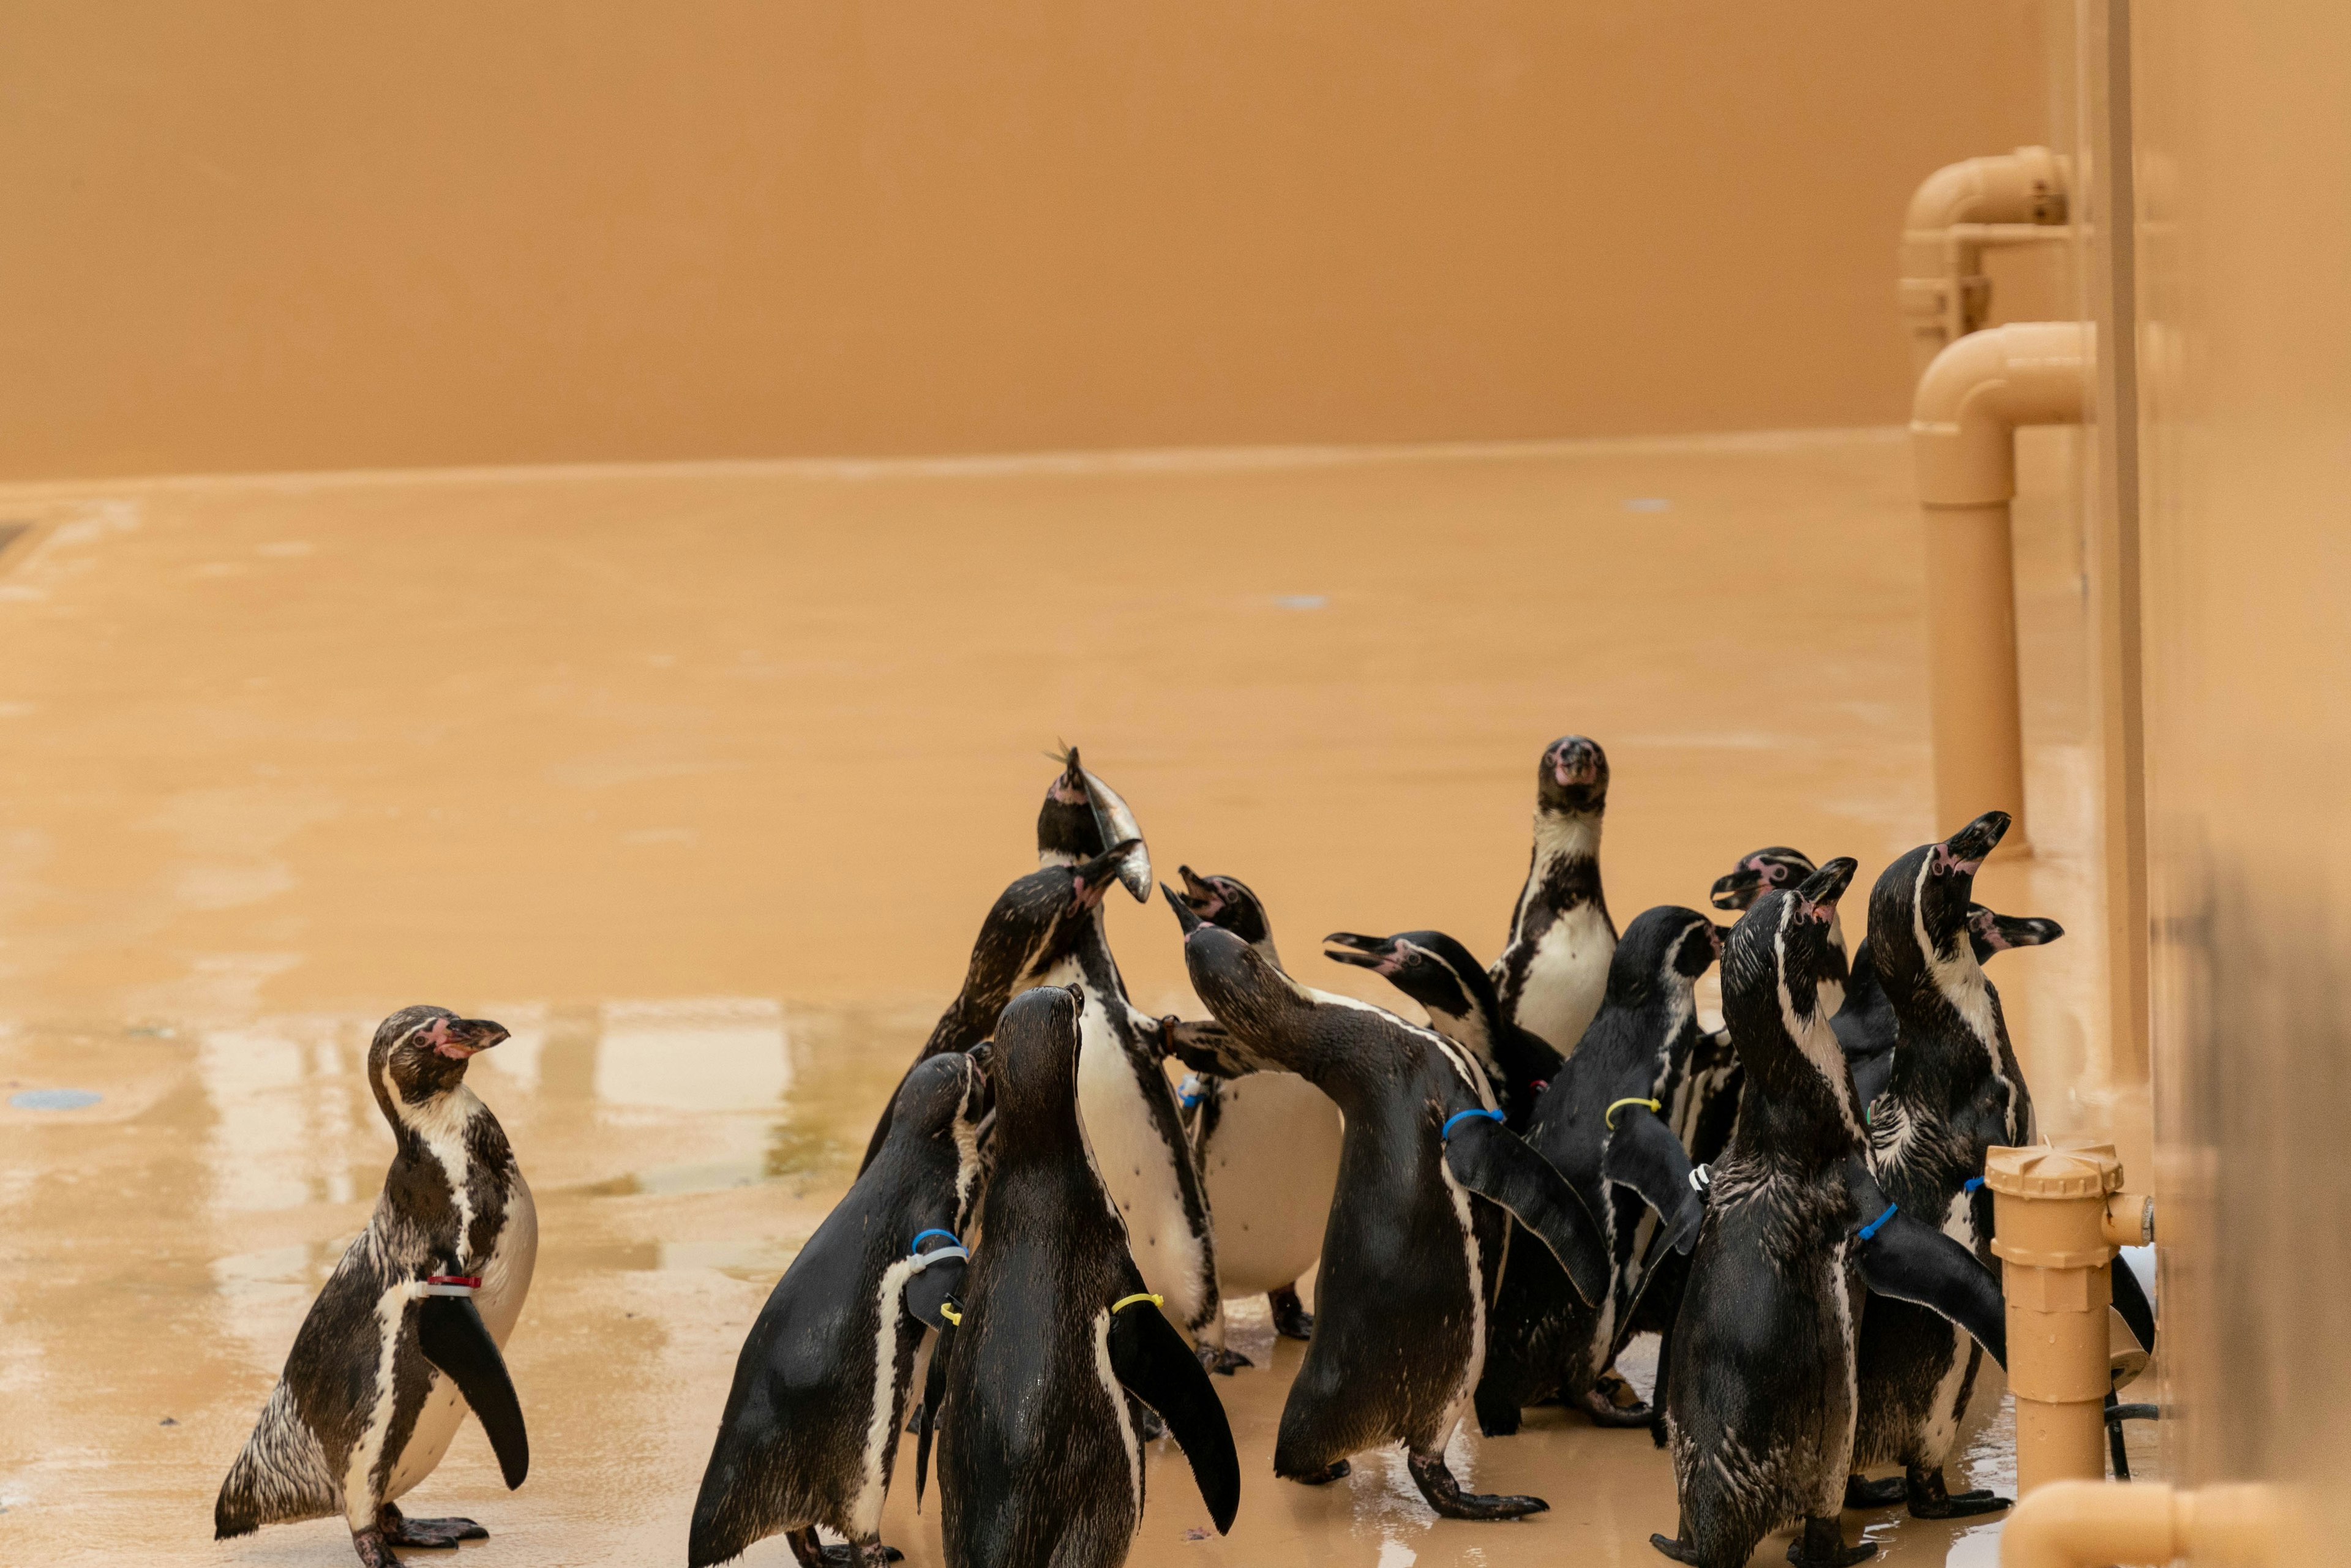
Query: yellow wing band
[
  {"left": 1110, "top": 1292, "right": 1164, "bottom": 1315},
  {"left": 1606, "top": 1097, "right": 1662, "bottom": 1129},
  {"left": 939, "top": 1302, "right": 963, "bottom": 1326}
]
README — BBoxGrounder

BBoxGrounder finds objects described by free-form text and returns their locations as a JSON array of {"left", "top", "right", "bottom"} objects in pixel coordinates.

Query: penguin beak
[
  {"left": 1072, "top": 840, "right": 1145, "bottom": 909},
  {"left": 1175, "top": 865, "right": 1226, "bottom": 919},
  {"left": 1709, "top": 866, "right": 1763, "bottom": 911},
  {"left": 1547, "top": 736, "right": 1603, "bottom": 788},
  {"left": 1161, "top": 882, "right": 1206, "bottom": 935},
  {"left": 1936, "top": 810, "right": 2011, "bottom": 875},
  {"left": 1321, "top": 932, "right": 1400, "bottom": 975},
  {"left": 431, "top": 1016, "right": 509, "bottom": 1060},
  {"left": 1793, "top": 857, "right": 1858, "bottom": 920},
  {"left": 1971, "top": 907, "right": 2064, "bottom": 951},
  {"left": 1081, "top": 768, "right": 1151, "bottom": 901}
]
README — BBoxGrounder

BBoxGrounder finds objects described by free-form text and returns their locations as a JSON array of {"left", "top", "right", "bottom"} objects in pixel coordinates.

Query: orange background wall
[{"left": 1, "top": 2, "right": 2050, "bottom": 481}]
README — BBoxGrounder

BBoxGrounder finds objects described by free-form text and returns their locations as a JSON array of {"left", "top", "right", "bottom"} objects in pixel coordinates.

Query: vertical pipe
[
  {"left": 1923, "top": 501, "right": 2030, "bottom": 849},
  {"left": 1985, "top": 1142, "right": 2124, "bottom": 1498}
]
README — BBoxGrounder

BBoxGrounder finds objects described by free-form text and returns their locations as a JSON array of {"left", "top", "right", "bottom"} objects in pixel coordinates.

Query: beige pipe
[
  {"left": 1911, "top": 321, "right": 2091, "bottom": 853},
  {"left": 2002, "top": 1480, "right": 2286, "bottom": 1568},
  {"left": 1900, "top": 146, "right": 2071, "bottom": 378},
  {"left": 1985, "top": 1141, "right": 2128, "bottom": 1496}
]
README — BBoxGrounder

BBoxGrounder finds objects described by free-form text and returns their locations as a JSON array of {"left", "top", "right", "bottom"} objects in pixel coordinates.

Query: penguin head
[
  {"left": 1321, "top": 929, "right": 1491, "bottom": 1027},
  {"left": 885, "top": 1050, "right": 994, "bottom": 1152},
  {"left": 368, "top": 1005, "right": 508, "bottom": 1111},
  {"left": 1172, "top": 866, "right": 1276, "bottom": 954},
  {"left": 988, "top": 983, "right": 1087, "bottom": 1145},
  {"left": 963, "top": 846, "right": 1145, "bottom": 1005},
  {"left": 1709, "top": 846, "right": 1817, "bottom": 912},
  {"left": 1605, "top": 905, "right": 1725, "bottom": 1006},
  {"left": 1868, "top": 810, "right": 2011, "bottom": 978},
  {"left": 1725, "top": 860, "right": 1856, "bottom": 1027},
  {"left": 1967, "top": 906, "right": 2063, "bottom": 961},
  {"left": 1036, "top": 747, "right": 1151, "bottom": 901},
  {"left": 1535, "top": 735, "right": 1610, "bottom": 817}
]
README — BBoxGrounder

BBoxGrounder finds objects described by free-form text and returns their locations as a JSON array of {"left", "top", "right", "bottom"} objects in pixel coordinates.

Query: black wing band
[
  {"left": 1106, "top": 1299, "right": 1240, "bottom": 1534},
  {"left": 416, "top": 1294, "right": 530, "bottom": 1488}
]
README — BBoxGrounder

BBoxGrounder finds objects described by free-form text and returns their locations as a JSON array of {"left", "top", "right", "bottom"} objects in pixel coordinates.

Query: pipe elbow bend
[
  {"left": 1911, "top": 321, "right": 2093, "bottom": 506},
  {"left": 1907, "top": 145, "right": 2069, "bottom": 232},
  {"left": 2002, "top": 1480, "right": 2180, "bottom": 1568}
]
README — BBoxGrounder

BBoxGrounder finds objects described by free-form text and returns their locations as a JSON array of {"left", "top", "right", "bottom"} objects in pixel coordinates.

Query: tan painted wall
[
  {"left": 1, "top": 2, "right": 2050, "bottom": 481},
  {"left": 2136, "top": 0, "right": 2351, "bottom": 1547}
]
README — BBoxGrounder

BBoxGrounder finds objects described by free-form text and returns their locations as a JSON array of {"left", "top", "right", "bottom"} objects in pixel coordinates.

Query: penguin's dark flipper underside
[
  {"left": 1600, "top": 1105, "right": 1706, "bottom": 1253},
  {"left": 1107, "top": 1299, "right": 1241, "bottom": 1534},
  {"left": 1842, "top": 1165, "right": 2008, "bottom": 1368},
  {"left": 416, "top": 1295, "right": 530, "bottom": 1488},
  {"left": 2110, "top": 1256, "right": 2157, "bottom": 1354},
  {"left": 914, "top": 1320, "right": 955, "bottom": 1513},
  {"left": 1442, "top": 1116, "right": 1611, "bottom": 1306}
]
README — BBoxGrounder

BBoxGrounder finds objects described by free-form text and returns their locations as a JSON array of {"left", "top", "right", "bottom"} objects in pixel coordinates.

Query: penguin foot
[
  {"left": 1291, "top": 1459, "right": 1352, "bottom": 1485},
  {"left": 1406, "top": 1453, "right": 1548, "bottom": 1521},
  {"left": 1842, "top": 1474, "right": 1906, "bottom": 1509},
  {"left": 1269, "top": 1284, "right": 1314, "bottom": 1341},
  {"left": 786, "top": 1529, "right": 906, "bottom": 1566},
  {"left": 350, "top": 1528, "right": 401, "bottom": 1568},
  {"left": 1196, "top": 1343, "right": 1254, "bottom": 1376},
  {"left": 1903, "top": 1468, "right": 2009, "bottom": 1520},
  {"left": 377, "top": 1506, "right": 487, "bottom": 1548},
  {"left": 1648, "top": 1534, "right": 1703, "bottom": 1565},
  {"left": 1579, "top": 1384, "right": 1655, "bottom": 1428},
  {"left": 1787, "top": 1516, "right": 1877, "bottom": 1567}
]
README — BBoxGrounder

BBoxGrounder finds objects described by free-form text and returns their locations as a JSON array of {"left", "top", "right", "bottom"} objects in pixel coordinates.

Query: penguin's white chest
[
  {"left": 383, "top": 1173, "right": 538, "bottom": 1502},
  {"left": 1196, "top": 1071, "right": 1341, "bottom": 1295},
  {"left": 1060, "top": 982, "right": 1207, "bottom": 1329},
  {"left": 1514, "top": 905, "right": 1613, "bottom": 1054}
]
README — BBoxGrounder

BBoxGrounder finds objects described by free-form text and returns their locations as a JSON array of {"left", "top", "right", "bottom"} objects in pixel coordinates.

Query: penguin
[
  {"left": 1165, "top": 866, "right": 1341, "bottom": 1343},
  {"left": 935, "top": 984, "right": 1239, "bottom": 1568},
  {"left": 860, "top": 840, "right": 1147, "bottom": 1168},
  {"left": 1491, "top": 735, "right": 1618, "bottom": 1056},
  {"left": 215, "top": 1008, "right": 533, "bottom": 1568},
  {"left": 689, "top": 1051, "right": 991, "bottom": 1568},
  {"left": 1847, "top": 812, "right": 2040, "bottom": 1520},
  {"left": 1708, "top": 844, "right": 2064, "bottom": 1112},
  {"left": 1030, "top": 751, "right": 1233, "bottom": 1369},
  {"left": 1342, "top": 909, "right": 1714, "bottom": 1437},
  {"left": 1321, "top": 928, "right": 1561, "bottom": 1131},
  {"left": 1651, "top": 862, "right": 2009, "bottom": 1568},
  {"left": 1172, "top": 896, "right": 1614, "bottom": 1519}
]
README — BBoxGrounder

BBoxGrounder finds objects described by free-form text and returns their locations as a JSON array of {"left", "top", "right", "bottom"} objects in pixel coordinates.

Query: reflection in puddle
[
  {"left": 198, "top": 1022, "right": 363, "bottom": 1212},
  {"left": 595, "top": 998, "right": 790, "bottom": 1112}
]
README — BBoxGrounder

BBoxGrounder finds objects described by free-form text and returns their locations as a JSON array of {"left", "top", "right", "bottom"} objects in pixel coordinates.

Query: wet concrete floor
[{"left": 0, "top": 432, "right": 2147, "bottom": 1566}]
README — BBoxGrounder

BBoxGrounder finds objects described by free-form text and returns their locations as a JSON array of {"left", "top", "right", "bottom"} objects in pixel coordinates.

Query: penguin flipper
[
  {"left": 1844, "top": 1168, "right": 2007, "bottom": 1368},
  {"left": 915, "top": 1318, "right": 955, "bottom": 1513},
  {"left": 1442, "top": 1117, "right": 1611, "bottom": 1306},
  {"left": 906, "top": 1261, "right": 967, "bottom": 1331},
  {"left": 2111, "top": 1254, "right": 2157, "bottom": 1354},
  {"left": 416, "top": 1294, "right": 530, "bottom": 1488},
  {"left": 1600, "top": 1106, "right": 1705, "bottom": 1253},
  {"left": 1106, "top": 1300, "right": 1241, "bottom": 1534}
]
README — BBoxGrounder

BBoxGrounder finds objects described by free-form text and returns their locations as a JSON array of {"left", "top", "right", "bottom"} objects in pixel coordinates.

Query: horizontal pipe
[
  {"left": 1900, "top": 147, "right": 2071, "bottom": 374},
  {"left": 2002, "top": 1480, "right": 2287, "bottom": 1568}
]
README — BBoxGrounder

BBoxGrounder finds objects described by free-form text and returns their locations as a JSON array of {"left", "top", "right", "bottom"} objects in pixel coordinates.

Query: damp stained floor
[{"left": 0, "top": 432, "right": 2155, "bottom": 1567}]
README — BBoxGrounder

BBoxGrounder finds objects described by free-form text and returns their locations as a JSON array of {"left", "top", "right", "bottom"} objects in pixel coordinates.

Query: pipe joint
[
  {"left": 2003, "top": 1480, "right": 2287, "bottom": 1568},
  {"left": 2103, "top": 1190, "right": 2156, "bottom": 1248},
  {"left": 1912, "top": 321, "right": 2093, "bottom": 506},
  {"left": 1905, "top": 146, "right": 2071, "bottom": 232}
]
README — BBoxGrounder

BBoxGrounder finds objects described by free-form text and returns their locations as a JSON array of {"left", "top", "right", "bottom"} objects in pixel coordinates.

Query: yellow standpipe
[
  {"left": 1910, "top": 321, "right": 2090, "bottom": 853},
  {"left": 1984, "top": 1141, "right": 2151, "bottom": 1497}
]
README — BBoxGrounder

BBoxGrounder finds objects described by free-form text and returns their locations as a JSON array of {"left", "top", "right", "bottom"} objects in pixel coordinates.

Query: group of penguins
[{"left": 209, "top": 737, "right": 2160, "bottom": 1568}]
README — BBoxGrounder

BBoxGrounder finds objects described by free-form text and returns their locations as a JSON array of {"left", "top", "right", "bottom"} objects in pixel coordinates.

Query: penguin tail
[{"left": 213, "top": 1487, "right": 260, "bottom": 1541}]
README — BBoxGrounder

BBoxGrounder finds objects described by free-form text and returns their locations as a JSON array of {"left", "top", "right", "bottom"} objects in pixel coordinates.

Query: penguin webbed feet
[
  {"left": 1267, "top": 1282, "right": 1313, "bottom": 1340},
  {"left": 1902, "top": 1466, "right": 2008, "bottom": 1519},
  {"left": 350, "top": 1528, "right": 401, "bottom": 1568},
  {"left": 784, "top": 1528, "right": 904, "bottom": 1567},
  {"left": 1196, "top": 1341, "right": 1254, "bottom": 1376},
  {"left": 1405, "top": 1452, "right": 1548, "bottom": 1521},
  {"left": 1842, "top": 1474, "right": 1906, "bottom": 1509},
  {"left": 1579, "top": 1371, "right": 1654, "bottom": 1428},
  {"left": 376, "top": 1504, "right": 487, "bottom": 1548},
  {"left": 1787, "top": 1516, "right": 1878, "bottom": 1567},
  {"left": 1648, "top": 1534, "right": 1703, "bottom": 1565}
]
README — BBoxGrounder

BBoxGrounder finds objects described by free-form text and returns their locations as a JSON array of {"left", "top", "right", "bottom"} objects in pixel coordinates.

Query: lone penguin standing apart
[
  {"left": 1032, "top": 750, "right": 1232, "bottom": 1367},
  {"left": 1172, "top": 896, "right": 1613, "bottom": 1520},
  {"left": 1652, "top": 863, "right": 2009, "bottom": 1568},
  {"left": 937, "top": 985, "right": 1240, "bottom": 1568},
  {"left": 216, "top": 1008, "right": 534, "bottom": 1568},
  {"left": 690, "top": 1051, "right": 991, "bottom": 1568},
  {"left": 1492, "top": 735, "right": 1618, "bottom": 1056}
]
